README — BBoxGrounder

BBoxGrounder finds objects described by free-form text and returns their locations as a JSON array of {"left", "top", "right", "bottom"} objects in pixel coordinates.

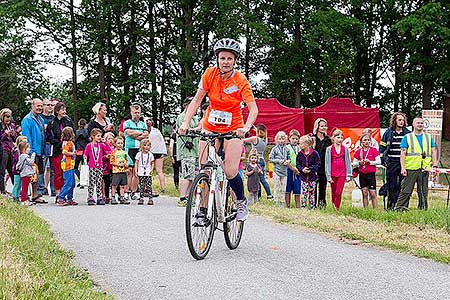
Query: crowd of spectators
[{"left": 0, "top": 100, "right": 438, "bottom": 211}]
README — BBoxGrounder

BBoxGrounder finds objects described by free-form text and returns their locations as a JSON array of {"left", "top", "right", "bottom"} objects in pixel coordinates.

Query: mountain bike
[{"left": 184, "top": 131, "right": 244, "bottom": 260}]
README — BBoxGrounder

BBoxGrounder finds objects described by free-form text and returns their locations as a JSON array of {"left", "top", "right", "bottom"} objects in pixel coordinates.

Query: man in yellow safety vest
[{"left": 395, "top": 117, "right": 438, "bottom": 211}]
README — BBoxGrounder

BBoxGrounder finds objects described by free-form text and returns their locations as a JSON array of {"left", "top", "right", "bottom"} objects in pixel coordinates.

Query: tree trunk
[
  {"left": 354, "top": 48, "right": 363, "bottom": 105},
  {"left": 116, "top": 2, "right": 131, "bottom": 108},
  {"left": 405, "top": 80, "right": 414, "bottom": 123},
  {"left": 106, "top": 2, "right": 113, "bottom": 98},
  {"left": 443, "top": 94, "right": 450, "bottom": 141},
  {"left": 159, "top": 47, "right": 168, "bottom": 131},
  {"left": 147, "top": 1, "right": 158, "bottom": 126},
  {"left": 202, "top": 29, "right": 209, "bottom": 72},
  {"left": 244, "top": 0, "right": 250, "bottom": 78},
  {"left": 393, "top": 47, "right": 405, "bottom": 112},
  {"left": 293, "top": 21, "right": 301, "bottom": 107},
  {"left": 182, "top": 1, "right": 194, "bottom": 101},
  {"left": 129, "top": 4, "right": 137, "bottom": 104},
  {"left": 421, "top": 43, "right": 432, "bottom": 110},
  {"left": 98, "top": 21, "right": 106, "bottom": 99},
  {"left": 70, "top": 0, "right": 79, "bottom": 123}
]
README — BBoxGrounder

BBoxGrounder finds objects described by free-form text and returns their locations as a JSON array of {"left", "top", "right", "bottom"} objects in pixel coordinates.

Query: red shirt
[
  {"left": 331, "top": 145, "right": 346, "bottom": 177},
  {"left": 353, "top": 147, "right": 379, "bottom": 174}
]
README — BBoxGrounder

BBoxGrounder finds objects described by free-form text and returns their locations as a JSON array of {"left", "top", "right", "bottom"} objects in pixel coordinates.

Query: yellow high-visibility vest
[{"left": 404, "top": 133, "right": 432, "bottom": 171}]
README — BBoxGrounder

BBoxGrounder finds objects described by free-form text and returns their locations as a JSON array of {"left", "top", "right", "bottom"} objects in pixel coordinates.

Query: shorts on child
[
  {"left": 181, "top": 157, "right": 198, "bottom": 180},
  {"left": 285, "top": 168, "right": 301, "bottom": 194},
  {"left": 112, "top": 172, "right": 128, "bottom": 186},
  {"left": 359, "top": 172, "right": 376, "bottom": 190}
]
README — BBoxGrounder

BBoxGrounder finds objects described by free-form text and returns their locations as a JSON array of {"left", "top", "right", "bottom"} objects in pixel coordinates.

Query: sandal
[{"left": 32, "top": 197, "right": 48, "bottom": 204}]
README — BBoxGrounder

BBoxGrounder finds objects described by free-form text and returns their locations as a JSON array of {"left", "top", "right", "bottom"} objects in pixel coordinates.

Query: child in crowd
[
  {"left": 297, "top": 135, "right": 321, "bottom": 209},
  {"left": 110, "top": 137, "right": 130, "bottom": 205},
  {"left": 57, "top": 127, "right": 78, "bottom": 206},
  {"left": 269, "top": 131, "right": 290, "bottom": 207},
  {"left": 102, "top": 132, "right": 114, "bottom": 204},
  {"left": 325, "top": 129, "right": 352, "bottom": 210},
  {"left": 285, "top": 129, "right": 301, "bottom": 208},
  {"left": 243, "top": 124, "right": 273, "bottom": 199},
  {"left": 75, "top": 118, "right": 89, "bottom": 184},
  {"left": 134, "top": 139, "right": 154, "bottom": 205},
  {"left": 238, "top": 145, "right": 246, "bottom": 180},
  {"left": 361, "top": 128, "right": 379, "bottom": 150},
  {"left": 16, "top": 140, "right": 35, "bottom": 205},
  {"left": 12, "top": 136, "right": 27, "bottom": 202},
  {"left": 353, "top": 133, "right": 380, "bottom": 209},
  {"left": 245, "top": 149, "right": 262, "bottom": 205},
  {"left": 84, "top": 128, "right": 109, "bottom": 205}
]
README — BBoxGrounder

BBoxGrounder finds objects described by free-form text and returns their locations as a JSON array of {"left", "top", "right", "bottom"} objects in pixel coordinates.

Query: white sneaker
[{"left": 236, "top": 199, "right": 248, "bottom": 222}]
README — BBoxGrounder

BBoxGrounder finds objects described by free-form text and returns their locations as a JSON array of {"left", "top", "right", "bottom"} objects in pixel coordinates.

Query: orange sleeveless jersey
[{"left": 200, "top": 67, "right": 255, "bottom": 133}]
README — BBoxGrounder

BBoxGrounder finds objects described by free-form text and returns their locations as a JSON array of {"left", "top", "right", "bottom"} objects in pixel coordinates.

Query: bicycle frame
[
  {"left": 203, "top": 141, "right": 228, "bottom": 223},
  {"left": 184, "top": 131, "right": 244, "bottom": 259}
]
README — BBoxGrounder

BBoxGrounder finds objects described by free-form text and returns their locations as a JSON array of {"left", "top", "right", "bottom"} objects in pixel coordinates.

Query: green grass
[
  {"left": 319, "top": 204, "right": 450, "bottom": 232},
  {"left": 251, "top": 199, "right": 450, "bottom": 264},
  {"left": 0, "top": 198, "right": 112, "bottom": 300}
]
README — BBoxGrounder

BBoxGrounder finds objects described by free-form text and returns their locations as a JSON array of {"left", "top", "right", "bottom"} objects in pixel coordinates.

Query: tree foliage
[{"left": 1, "top": 0, "right": 449, "bottom": 127}]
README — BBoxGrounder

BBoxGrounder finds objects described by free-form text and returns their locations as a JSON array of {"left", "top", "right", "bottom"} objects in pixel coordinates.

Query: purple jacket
[
  {"left": 1, "top": 123, "right": 18, "bottom": 153},
  {"left": 296, "top": 148, "right": 321, "bottom": 182}
]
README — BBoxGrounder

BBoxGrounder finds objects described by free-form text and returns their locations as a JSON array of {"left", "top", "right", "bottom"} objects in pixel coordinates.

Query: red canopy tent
[
  {"left": 303, "top": 97, "right": 380, "bottom": 134},
  {"left": 304, "top": 97, "right": 380, "bottom": 156},
  {"left": 242, "top": 98, "right": 304, "bottom": 142}
]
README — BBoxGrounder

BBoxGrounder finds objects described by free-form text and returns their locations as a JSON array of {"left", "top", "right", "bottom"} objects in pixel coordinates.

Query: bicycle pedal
[{"left": 193, "top": 218, "right": 211, "bottom": 227}]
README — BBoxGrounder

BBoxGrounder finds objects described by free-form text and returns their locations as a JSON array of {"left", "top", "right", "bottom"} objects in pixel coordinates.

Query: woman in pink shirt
[
  {"left": 325, "top": 129, "right": 352, "bottom": 210},
  {"left": 353, "top": 133, "right": 380, "bottom": 208}
]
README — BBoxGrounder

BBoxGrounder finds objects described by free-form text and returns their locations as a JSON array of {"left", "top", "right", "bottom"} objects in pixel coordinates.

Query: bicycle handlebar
[{"left": 183, "top": 130, "right": 240, "bottom": 140}]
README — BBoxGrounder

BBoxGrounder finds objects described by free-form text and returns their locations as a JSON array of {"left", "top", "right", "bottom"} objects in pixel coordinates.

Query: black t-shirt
[
  {"left": 87, "top": 118, "right": 113, "bottom": 136},
  {"left": 314, "top": 135, "right": 332, "bottom": 174}
]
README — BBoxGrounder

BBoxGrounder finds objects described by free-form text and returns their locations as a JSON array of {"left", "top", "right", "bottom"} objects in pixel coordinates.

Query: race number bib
[{"left": 208, "top": 109, "right": 232, "bottom": 126}]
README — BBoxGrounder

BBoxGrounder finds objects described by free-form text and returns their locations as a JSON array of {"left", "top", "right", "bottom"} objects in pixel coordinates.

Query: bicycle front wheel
[
  {"left": 185, "top": 172, "right": 216, "bottom": 260},
  {"left": 223, "top": 185, "right": 244, "bottom": 249}
]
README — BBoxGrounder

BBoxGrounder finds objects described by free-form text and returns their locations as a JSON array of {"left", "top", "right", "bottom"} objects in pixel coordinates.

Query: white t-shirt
[
  {"left": 135, "top": 151, "right": 155, "bottom": 176},
  {"left": 149, "top": 128, "right": 167, "bottom": 155}
]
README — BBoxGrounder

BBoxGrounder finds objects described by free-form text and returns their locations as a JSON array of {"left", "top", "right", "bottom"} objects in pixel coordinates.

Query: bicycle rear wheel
[
  {"left": 223, "top": 185, "right": 244, "bottom": 249},
  {"left": 185, "top": 172, "right": 216, "bottom": 260}
]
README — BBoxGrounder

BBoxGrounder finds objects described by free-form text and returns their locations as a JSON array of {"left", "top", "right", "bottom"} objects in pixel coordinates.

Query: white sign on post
[{"left": 422, "top": 110, "right": 443, "bottom": 186}]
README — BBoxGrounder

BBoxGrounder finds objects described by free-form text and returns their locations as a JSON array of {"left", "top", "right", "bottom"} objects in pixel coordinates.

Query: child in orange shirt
[{"left": 57, "top": 127, "right": 78, "bottom": 206}]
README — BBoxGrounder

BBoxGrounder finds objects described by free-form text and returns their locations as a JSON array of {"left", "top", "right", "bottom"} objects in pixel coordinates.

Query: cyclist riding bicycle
[{"left": 179, "top": 38, "right": 258, "bottom": 226}]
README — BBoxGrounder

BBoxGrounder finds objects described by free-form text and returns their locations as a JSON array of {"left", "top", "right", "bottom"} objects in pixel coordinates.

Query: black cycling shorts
[{"left": 359, "top": 172, "right": 376, "bottom": 190}]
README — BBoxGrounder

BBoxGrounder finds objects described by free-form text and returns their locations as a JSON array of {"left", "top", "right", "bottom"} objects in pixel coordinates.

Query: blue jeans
[
  {"left": 59, "top": 169, "right": 75, "bottom": 200},
  {"left": 258, "top": 158, "right": 272, "bottom": 197},
  {"left": 37, "top": 173, "right": 46, "bottom": 195}
]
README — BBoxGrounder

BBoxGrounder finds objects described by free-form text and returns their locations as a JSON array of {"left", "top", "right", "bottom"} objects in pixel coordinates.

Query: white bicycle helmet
[{"left": 214, "top": 38, "right": 241, "bottom": 58}]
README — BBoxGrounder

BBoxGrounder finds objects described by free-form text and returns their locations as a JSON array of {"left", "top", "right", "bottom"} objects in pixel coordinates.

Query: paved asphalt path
[{"left": 32, "top": 187, "right": 450, "bottom": 300}]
